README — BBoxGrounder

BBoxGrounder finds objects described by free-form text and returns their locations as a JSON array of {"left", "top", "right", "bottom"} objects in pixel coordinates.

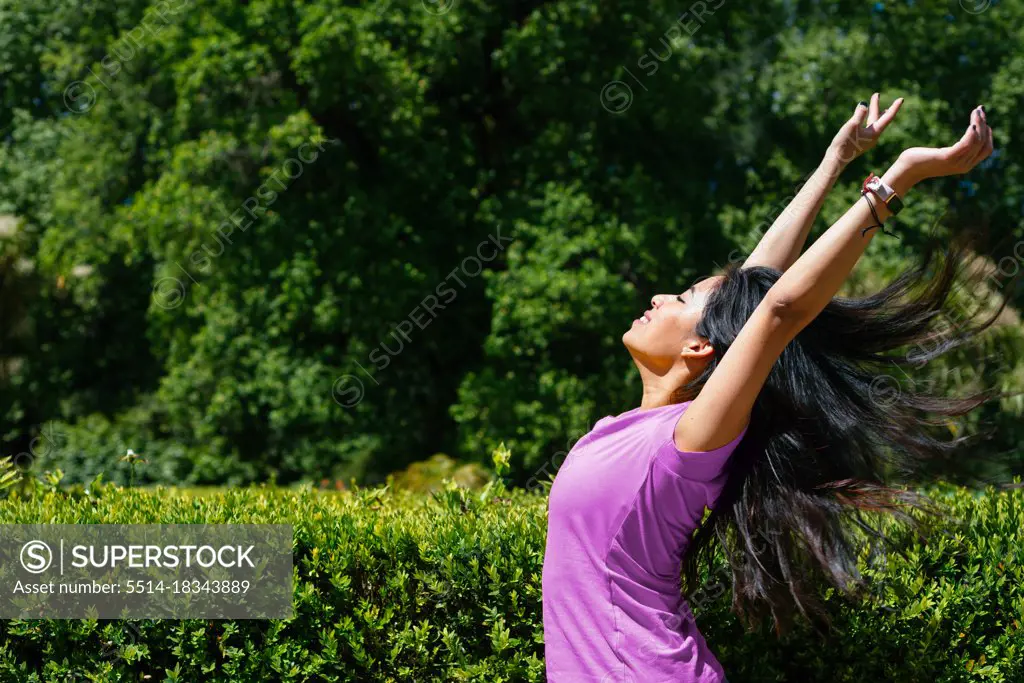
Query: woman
[{"left": 542, "top": 95, "right": 997, "bottom": 682}]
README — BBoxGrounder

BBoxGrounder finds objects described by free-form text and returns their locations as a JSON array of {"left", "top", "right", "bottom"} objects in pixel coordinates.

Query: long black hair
[{"left": 678, "top": 240, "right": 1014, "bottom": 632}]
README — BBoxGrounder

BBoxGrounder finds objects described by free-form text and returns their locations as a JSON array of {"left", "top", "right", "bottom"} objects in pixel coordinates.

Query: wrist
[
  {"left": 822, "top": 147, "right": 850, "bottom": 176},
  {"left": 861, "top": 170, "right": 905, "bottom": 221},
  {"left": 881, "top": 157, "right": 922, "bottom": 196},
  {"left": 861, "top": 188, "right": 892, "bottom": 222}
]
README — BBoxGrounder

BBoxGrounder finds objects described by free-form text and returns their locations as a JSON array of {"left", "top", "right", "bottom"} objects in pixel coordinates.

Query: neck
[
  {"left": 635, "top": 362, "right": 691, "bottom": 410},
  {"left": 639, "top": 386, "right": 674, "bottom": 410}
]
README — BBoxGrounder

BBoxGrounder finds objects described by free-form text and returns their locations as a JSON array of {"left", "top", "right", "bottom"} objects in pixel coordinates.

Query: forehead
[{"left": 684, "top": 275, "right": 723, "bottom": 297}]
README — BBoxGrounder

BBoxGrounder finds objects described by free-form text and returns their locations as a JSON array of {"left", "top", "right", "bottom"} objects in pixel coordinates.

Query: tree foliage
[{"left": 0, "top": 0, "right": 1022, "bottom": 485}]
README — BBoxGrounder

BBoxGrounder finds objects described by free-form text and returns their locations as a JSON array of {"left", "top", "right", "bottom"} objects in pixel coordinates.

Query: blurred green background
[{"left": 1, "top": 0, "right": 1022, "bottom": 489}]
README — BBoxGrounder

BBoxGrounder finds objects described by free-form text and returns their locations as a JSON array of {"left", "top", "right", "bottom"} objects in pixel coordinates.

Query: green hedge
[{"left": 0, "top": 478, "right": 1021, "bottom": 682}]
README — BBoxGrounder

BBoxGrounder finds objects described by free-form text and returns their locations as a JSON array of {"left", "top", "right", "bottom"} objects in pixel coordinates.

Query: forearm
[
  {"left": 743, "top": 153, "right": 846, "bottom": 271},
  {"left": 744, "top": 96, "right": 906, "bottom": 272},
  {"left": 765, "top": 159, "right": 914, "bottom": 321}
]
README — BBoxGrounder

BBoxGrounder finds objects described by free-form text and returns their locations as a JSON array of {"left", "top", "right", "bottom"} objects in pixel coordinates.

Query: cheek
[
  {"left": 682, "top": 305, "right": 706, "bottom": 337},
  {"left": 670, "top": 309, "right": 700, "bottom": 335},
  {"left": 649, "top": 314, "right": 694, "bottom": 349}
]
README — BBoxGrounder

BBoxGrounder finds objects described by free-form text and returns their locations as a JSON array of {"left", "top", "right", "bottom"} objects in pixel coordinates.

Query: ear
[{"left": 680, "top": 337, "right": 714, "bottom": 360}]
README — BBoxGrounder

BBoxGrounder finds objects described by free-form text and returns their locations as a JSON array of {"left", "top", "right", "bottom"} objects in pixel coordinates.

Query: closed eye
[{"left": 676, "top": 295, "right": 685, "bottom": 304}]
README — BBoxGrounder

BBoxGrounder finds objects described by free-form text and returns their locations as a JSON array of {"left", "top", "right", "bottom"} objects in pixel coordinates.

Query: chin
[{"left": 621, "top": 326, "right": 639, "bottom": 351}]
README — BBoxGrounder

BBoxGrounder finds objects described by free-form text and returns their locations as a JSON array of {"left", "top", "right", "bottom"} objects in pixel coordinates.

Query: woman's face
[{"left": 622, "top": 275, "right": 723, "bottom": 369}]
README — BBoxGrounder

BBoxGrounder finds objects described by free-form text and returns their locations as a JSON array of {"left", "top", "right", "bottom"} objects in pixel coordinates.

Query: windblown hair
[{"left": 678, "top": 240, "right": 1012, "bottom": 633}]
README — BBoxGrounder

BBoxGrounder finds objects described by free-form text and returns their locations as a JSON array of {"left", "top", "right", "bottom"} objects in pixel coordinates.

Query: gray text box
[{"left": 0, "top": 524, "right": 293, "bottom": 619}]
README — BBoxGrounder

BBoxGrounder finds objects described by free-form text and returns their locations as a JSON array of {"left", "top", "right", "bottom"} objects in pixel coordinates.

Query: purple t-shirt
[{"left": 542, "top": 400, "right": 746, "bottom": 683}]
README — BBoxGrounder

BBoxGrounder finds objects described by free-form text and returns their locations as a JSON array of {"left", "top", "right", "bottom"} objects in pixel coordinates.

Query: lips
[{"left": 632, "top": 310, "right": 652, "bottom": 327}]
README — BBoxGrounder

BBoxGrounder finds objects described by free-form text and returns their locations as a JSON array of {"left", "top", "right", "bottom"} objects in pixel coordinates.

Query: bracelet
[
  {"left": 859, "top": 191, "right": 898, "bottom": 238},
  {"left": 863, "top": 173, "right": 905, "bottom": 215}
]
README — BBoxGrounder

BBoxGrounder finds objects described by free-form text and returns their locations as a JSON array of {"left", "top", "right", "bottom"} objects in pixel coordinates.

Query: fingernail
[
  {"left": 980, "top": 105, "right": 986, "bottom": 113},
  {"left": 858, "top": 101, "right": 868, "bottom": 108},
  {"left": 973, "top": 124, "right": 977, "bottom": 131}
]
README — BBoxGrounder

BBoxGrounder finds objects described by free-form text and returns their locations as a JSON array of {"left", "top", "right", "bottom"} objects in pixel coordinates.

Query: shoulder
[{"left": 656, "top": 401, "right": 747, "bottom": 481}]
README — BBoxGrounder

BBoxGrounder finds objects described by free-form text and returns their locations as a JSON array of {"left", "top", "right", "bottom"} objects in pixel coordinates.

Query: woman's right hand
[
  {"left": 826, "top": 92, "right": 903, "bottom": 168},
  {"left": 893, "top": 106, "right": 993, "bottom": 185}
]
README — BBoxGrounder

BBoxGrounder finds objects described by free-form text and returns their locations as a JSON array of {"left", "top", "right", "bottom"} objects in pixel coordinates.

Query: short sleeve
[{"left": 653, "top": 408, "right": 747, "bottom": 482}]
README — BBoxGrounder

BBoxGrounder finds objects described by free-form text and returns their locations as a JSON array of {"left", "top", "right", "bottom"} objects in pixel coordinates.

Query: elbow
[{"left": 764, "top": 290, "right": 810, "bottom": 325}]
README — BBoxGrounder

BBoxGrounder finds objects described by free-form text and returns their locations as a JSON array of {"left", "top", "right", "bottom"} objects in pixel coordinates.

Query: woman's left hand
[
  {"left": 826, "top": 92, "right": 904, "bottom": 167},
  {"left": 891, "top": 105, "right": 993, "bottom": 186}
]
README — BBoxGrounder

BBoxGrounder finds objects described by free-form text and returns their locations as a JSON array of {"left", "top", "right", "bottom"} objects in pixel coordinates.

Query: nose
[{"left": 650, "top": 295, "right": 663, "bottom": 308}]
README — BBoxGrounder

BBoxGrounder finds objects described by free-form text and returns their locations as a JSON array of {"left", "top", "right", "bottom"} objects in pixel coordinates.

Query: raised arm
[
  {"left": 677, "top": 105, "right": 992, "bottom": 452},
  {"left": 743, "top": 94, "right": 904, "bottom": 272}
]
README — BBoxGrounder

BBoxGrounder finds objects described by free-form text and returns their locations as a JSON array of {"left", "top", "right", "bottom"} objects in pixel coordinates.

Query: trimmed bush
[{"left": 0, "top": 478, "right": 1021, "bottom": 682}]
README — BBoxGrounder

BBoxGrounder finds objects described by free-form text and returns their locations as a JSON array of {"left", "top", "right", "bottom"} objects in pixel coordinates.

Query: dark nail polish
[
  {"left": 980, "top": 105, "right": 986, "bottom": 113},
  {"left": 858, "top": 101, "right": 868, "bottom": 108}
]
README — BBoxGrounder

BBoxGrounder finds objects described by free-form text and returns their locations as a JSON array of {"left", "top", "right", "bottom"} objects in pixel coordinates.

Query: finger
[
  {"left": 958, "top": 108, "right": 984, "bottom": 151},
  {"left": 850, "top": 100, "right": 869, "bottom": 127},
  {"left": 965, "top": 134, "right": 987, "bottom": 167},
  {"left": 970, "top": 106, "right": 984, "bottom": 137},
  {"left": 966, "top": 136, "right": 991, "bottom": 169},
  {"left": 872, "top": 97, "right": 904, "bottom": 135},
  {"left": 957, "top": 107, "right": 990, "bottom": 169},
  {"left": 970, "top": 108, "right": 988, "bottom": 154},
  {"left": 976, "top": 116, "right": 992, "bottom": 147},
  {"left": 949, "top": 123, "right": 976, "bottom": 158},
  {"left": 967, "top": 122, "right": 994, "bottom": 167},
  {"left": 868, "top": 92, "right": 884, "bottom": 125}
]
